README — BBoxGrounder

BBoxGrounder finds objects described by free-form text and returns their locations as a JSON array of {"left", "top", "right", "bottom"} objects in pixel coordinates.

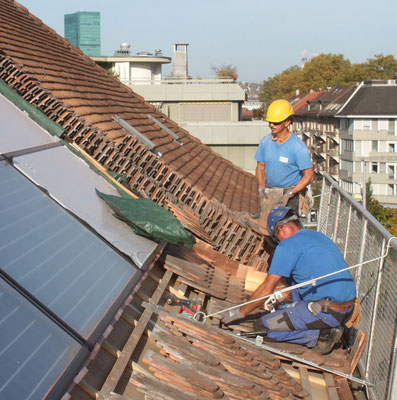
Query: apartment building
[
  {"left": 337, "top": 80, "right": 397, "bottom": 207},
  {"left": 290, "top": 85, "right": 357, "bottom": 181}
]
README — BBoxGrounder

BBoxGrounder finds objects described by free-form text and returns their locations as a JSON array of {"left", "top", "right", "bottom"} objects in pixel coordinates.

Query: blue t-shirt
[
  {"left": 268, "top": 230, "right": 356, "bottom": 302},
  {"left": 254, "top": 133, "right": 313, "bottom": 187}
]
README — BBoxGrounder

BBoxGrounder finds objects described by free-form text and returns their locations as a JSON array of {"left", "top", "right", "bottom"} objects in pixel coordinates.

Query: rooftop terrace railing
[
  {"left": 318, "top": 174, "right": 397, "bottom": 400},
  {"left": 123, "top": 78, "right": 237, "bottom": 85}
]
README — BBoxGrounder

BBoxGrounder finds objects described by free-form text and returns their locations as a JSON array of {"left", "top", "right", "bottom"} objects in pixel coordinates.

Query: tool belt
[{"left": 315, "top": 298, "right": 356, "bottom": 313}]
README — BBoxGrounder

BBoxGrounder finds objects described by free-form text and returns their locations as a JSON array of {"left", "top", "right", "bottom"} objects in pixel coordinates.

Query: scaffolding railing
[{"left": 318, "top": 174, "right": 397, "bottom": 400}]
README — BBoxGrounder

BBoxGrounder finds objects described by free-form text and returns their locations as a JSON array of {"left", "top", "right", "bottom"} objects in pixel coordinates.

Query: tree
[
  {"left": 259, "top": 54, "right": 352, "bottom": 107},
  {"left": 366, "top": 179, "right": 397, "bottom": 236},
  {"left": 362, "top": 54, "right": 397, "bottom": 80},
  {"left": 259, "top": 66, "right": 302, "bottom": 108},
  {"left": 211, "top": 64, "right": 238, "bottom": 80},
  {"left": 258, "top": 53, "right": 397, "bottom": 108},
  {"left": 301, "top": 54, "right": 352, "bottom": 91}
]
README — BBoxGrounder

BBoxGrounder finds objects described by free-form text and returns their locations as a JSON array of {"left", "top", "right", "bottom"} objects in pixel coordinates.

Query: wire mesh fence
[{"left": 318, "top": 174, "right": 397, "bottom": 400}]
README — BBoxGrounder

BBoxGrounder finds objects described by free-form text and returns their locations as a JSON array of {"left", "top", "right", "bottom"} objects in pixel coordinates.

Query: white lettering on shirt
[{"left": 279, "top": 156, "right": 288, "bottom": 163}]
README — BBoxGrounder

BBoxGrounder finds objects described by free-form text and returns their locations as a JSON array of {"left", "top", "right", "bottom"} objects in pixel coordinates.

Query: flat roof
[{"left": 92, "top": 55, "right": 171, "bottom": 64}]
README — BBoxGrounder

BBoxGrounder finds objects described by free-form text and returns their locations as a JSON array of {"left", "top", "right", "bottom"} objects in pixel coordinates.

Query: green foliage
[
  {"left": 107, "top": 68, "right": 120, "bottom": 79},
  {"left": 311, "top": 178, "right": 323, "bottom": 210},
  {"left": 259, "top": 53, "right": 397, "bottom": 108},
  {"left": 366, "top": 179, "right": 397, "bottom": 236},
  {"left": 211, "top": 64, "right": 238, "bottom": 80}
]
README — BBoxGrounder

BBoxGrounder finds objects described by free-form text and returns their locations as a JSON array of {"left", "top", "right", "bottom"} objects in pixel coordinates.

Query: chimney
[
  {"left": 171, "top": 43, "right": 189, "bottom": 79},
  {"left": 296, "top": 89, "right": 300, "bottom": 96}
]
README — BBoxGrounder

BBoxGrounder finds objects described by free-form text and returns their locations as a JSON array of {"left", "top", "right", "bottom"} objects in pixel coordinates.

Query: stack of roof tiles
[
  {"left": 0, "top": 0, "right": 273, "bottom": 269},
  {"left": 131, "top": 308, "right": 308, "bottom": 399}
]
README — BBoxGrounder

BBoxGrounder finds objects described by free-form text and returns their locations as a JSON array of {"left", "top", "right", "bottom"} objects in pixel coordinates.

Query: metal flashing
[
  {"left": 148, "top": 114, "right": 183, "bottom": 145},
  {"left": 112, "top": 115, "right": 162, "bottom": 157}
]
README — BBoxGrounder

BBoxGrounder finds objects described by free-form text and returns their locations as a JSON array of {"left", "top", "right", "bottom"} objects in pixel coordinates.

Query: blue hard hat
[{"left": 267, "top": 206, "right": 298, "bottom": 238}]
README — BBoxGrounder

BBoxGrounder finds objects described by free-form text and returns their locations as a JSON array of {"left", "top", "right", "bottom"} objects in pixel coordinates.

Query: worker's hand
[
  {"left": 221, "top": 308, "right": 243, "bottom": 325},
  {"left": 258, "top": 187, "right": 267, "bottom": 204}
]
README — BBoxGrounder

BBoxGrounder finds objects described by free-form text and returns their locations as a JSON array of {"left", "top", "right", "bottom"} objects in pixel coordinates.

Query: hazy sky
[{"left": 20, "top": 0, "right": 397, "bottom": 82}]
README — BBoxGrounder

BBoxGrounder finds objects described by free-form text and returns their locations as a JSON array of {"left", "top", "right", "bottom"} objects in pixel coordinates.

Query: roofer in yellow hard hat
[{"left": 255, "top": 99, "right": 314, "bottom": 212}]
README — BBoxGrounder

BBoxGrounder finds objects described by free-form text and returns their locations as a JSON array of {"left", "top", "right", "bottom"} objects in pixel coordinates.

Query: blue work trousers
[{"left": 261, "top": 294, "right": 352, "bottom": 347}]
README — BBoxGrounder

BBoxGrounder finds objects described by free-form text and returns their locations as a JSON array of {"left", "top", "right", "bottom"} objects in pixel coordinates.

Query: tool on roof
[
  {"left": 194, "top": 236, "right": 397, "bottom": 321},
  {"left": 165, "top": 294, "right": 202, "bottom": 317}
]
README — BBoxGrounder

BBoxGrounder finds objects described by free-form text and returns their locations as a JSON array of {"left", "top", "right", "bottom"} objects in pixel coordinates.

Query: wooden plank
[
  {"left": 298, "top": 367, "right": 312, "bottom": 400},
  {"left": 176, "top": 282, "right": 188, "bottom": 297},
  {"left": 324, "top": 372, "right": 339, "bottom": 400},
  {"left": 98, "top": 270, "right": 173, "bottom": 399},
  {"left": 348, "top": 331, "right": 367, "bottom": 374}
]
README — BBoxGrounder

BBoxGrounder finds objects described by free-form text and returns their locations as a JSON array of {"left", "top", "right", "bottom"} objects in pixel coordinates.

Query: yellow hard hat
[{"left": 266, "top": 99, "right": 294, "bottom": 123}]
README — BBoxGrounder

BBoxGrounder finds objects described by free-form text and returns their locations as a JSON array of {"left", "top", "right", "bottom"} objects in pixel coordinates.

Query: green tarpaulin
[{"left": 96, "top": 190, "right": 196, "bottom": 248}]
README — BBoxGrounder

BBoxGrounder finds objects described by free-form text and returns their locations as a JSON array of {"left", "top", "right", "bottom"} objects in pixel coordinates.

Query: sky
[{"left": 20, "top": 0, "right": 397, "bottom": 83}]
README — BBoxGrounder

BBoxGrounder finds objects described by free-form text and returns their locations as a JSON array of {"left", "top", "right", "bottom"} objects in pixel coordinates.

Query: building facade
[
  {"left": 290, "top": 86, "right": 357, "bottom": 182},
  {"left": 92, "top": 43, "right": 171, "bottom": 85},
  {"left": 291, "top": 80, "right": 397, "bottom": 207},
  {"left": 92, "top": 43, "right": 266, "bottom": 174},
  {"left": 337, "top": 80, "right": 397, "bottom": 207},
  {"left": 64, "top": 11, "right": 100, "bottom": 56}
]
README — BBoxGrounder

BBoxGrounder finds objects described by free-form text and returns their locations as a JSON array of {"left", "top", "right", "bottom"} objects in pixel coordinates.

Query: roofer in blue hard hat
[
  {"left": 222, "top": 206, "right": 358, "bottom": 354},
  {"left": 255, "top": 99, "right": 315, "bottom": 213}
]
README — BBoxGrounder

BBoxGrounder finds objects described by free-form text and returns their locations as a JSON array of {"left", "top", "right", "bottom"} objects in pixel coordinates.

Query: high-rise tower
[{"left": 64, "top": 12, "right": 100, "bottom": 56}]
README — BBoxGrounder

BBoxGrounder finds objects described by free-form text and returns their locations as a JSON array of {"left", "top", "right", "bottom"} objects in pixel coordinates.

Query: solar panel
[
  {"left": 12, "top": 146, "right": 158, "bottom": 268},
  {"left": 0, "top": 278, "right": 88, "bottom": 400},
  {"left": 0, "top": 161, "right": 141, "bottom": 343}
]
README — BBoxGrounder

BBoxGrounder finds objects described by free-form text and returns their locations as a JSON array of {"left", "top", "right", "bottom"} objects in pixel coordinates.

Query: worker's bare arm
[
  {"left": 291, "top": 167, "right": 314, "bottom": 195},
  {"left": 255, "top": 161, "right": 267, "bottom": 188},
  {"left": 240, "top": 274, "right": 282, "bottom": 316}
]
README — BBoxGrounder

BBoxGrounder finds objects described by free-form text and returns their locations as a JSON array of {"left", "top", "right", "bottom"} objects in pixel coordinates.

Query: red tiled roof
[
  {"left": 288, "top": 90, "right": 326, "bottom": 115},
  {"left": 292, "top": 85, "right": 358, "bottom": 117},
  {"left": 0, "top": 0, "right": 273, "bottom": 268}
]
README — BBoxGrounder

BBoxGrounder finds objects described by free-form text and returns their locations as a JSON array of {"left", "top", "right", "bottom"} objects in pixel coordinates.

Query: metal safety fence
[{"left": 318, "top": 174, "right": 397, "bottom": 400}]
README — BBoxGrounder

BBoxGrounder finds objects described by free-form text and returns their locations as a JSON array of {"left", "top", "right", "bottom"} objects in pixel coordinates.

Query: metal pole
[
  {"left": 386, "top": 328, "right": 397, "bottom": 400},
  {"left": 364, "top": 238, "right": 387, "bottom": 381},
  {"left": 363, "top": 160, "right": 367, "bottom": 210}
]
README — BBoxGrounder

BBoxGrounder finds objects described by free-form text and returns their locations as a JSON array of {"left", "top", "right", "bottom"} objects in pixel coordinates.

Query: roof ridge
[{"left": 11, "top": 0, "right": 158, "bottom": 112}]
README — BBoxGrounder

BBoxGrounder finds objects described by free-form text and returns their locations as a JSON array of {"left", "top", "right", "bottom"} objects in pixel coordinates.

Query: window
[
  {"left": 371, "top": 119, "right": 378, "bottom": 131},
  {"left": 379, "top": 119, "right": 388, "bottom": 131},
  {"left": 371, "top": 162, "right": 378, "bottom": 173},
  {"left": 387, "top": 184, "right": 395, "bottom": 196},
  {"left": 389, "top": 143, "right": 396, "bottom": 153},
  {"left": 389, "top": 165, "right": 396, "bottom": 179},
  {"left": 389, "top": 119, "right": 395, "bottom": 135},
  {"left": 341, "top": 160, "right": 353, "bottom": 172},
  {"left": 342, "top": 139, "right": 354, "bottom": 152},
  {"left": 341, "top": 180, "right": 353, "bottom": 194},
  {"left": 380, "top": 162, "right": 386, "bottom": 174},
  {"left": 372, "top": 140, "right": 378, "bottom": 152},
  {"left": 363, "top": 119, "right": 371, "bottom": 130},
  {"left": 354, "top": 119, "right": 363, "bottom": 130}
]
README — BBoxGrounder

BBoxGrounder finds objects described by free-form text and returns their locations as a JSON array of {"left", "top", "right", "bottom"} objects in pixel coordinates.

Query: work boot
[{"left": 312, "top": 326, "right": 344, "bottom": 355}]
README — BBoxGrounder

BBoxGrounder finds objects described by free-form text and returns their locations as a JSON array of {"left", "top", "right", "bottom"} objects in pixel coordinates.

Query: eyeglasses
[{"left": 269, "top": 120, "right": 284, "bottom": 126}]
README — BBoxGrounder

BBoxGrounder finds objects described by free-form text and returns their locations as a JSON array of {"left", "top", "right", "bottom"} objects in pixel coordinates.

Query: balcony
[{"left": 329, "top": 148, "right": 340, "bottom": 161}]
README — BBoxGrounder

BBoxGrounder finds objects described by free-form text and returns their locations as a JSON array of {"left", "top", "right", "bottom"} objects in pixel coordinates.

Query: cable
[{"left": 195, "top": 236, "right": 397, "bottom": 321}]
